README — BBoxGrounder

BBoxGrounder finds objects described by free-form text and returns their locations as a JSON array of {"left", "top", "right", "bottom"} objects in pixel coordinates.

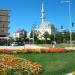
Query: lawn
[{"left": 1, "top": 52, "right": 75, "bottom": 75}]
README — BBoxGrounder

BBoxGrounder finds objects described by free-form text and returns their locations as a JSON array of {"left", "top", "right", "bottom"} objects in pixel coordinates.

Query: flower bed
[
  {"left": 0, "top": 48, "right": 66, "bottom": 53},
  {"left": 0, "top": 49, "right": 13, "bottom": 53},
  {"left": 0, "top": 45, "right": 67, "bottom": 53},
  {"left": 0, "top": 54, "right": 42, "bottom": 75},
  {"left": 16, "top": 48, "right": 66, "bottom": 53},
  {"left": 48, "top": 48, "right": 66, "bottom": 53}
]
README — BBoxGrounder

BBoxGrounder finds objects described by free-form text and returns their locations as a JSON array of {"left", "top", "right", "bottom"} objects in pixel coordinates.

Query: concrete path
[{"left": 0, "top": 44, "right": 48, "bottom": 50}]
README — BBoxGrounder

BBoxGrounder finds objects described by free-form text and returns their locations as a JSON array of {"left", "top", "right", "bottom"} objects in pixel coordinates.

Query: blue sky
[{"left": 0, "top": 0, "right": 75, "bottom": 35}]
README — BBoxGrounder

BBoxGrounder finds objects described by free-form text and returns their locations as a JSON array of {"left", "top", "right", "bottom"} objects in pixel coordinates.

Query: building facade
[
  {"left": 13, "top": 29, "right": 25, "bottom": 39},
  {"left": 0, "top": 10, "right": 10, "bottom": 45}
]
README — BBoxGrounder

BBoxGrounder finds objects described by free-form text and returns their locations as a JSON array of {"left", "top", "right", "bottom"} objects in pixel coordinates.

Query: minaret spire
[{"left": 41, "top": 0, "right": 45, "bottom": 24}]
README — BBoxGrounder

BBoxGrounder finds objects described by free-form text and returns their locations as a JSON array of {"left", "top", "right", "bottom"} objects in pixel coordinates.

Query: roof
[{"left": 15, "top": 29, "right": 24, "bottom": 33}]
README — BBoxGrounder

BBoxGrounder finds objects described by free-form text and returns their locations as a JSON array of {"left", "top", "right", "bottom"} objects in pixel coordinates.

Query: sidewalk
[{"left": 0, "top": 44, "right": 48, "bottom": 50}]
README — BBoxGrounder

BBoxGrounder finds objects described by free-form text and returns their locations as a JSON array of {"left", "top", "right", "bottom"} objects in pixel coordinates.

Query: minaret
[{"left": 41, "top": 0, "right": 45, "bottom": 24}]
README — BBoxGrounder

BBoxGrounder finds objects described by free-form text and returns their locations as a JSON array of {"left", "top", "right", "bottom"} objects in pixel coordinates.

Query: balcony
[
  {"left": 0, "top": 33, "right": 10, "bottom": 36},
  {"left": 0, "top": 15, "right": 10, "bottom": 17},
  {"left": 0, "top": 37, "right": 8, "bottom": 40},
  {"left": 0, "top": 26, "right": 9, "bottom": 30},
  {"left": 0, "top": 10, "right": 9, "bottom": 16},
  {"left": 0, "top": 21, "right": 10, "bottom": 24}
]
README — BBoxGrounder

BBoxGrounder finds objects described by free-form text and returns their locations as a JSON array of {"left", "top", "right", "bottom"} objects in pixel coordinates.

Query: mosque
[
  {"left": 34, "top": 0, "right": 57, "bottom": 40},
  {"left": 13, "top": 0, "right": 57, "bottom": 41}
]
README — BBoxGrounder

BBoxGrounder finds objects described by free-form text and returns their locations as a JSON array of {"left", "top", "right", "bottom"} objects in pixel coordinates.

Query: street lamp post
[
  {"left": 32, "top": 24, "right": 35, "bottom": 44},
  {"left": 29, "top": 35, "right": 30, "bottom": 44},
  {"left": 61, "top": 25, "right": 64, "bottom": 43},
  {"left": 33, "top": 28, "right": 34, "bottom": 44},
  {"left": 61, "top": 0, "right": 72, "bottom": 47},
  {"left": 68, "top": 0, "right": 72, "bottom": 47}
]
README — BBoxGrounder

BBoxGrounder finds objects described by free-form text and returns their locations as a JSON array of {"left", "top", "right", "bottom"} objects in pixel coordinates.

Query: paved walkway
[
  {"left": 65, "top": 47, "right": 75, "bottom": 50},
  {"left": 0, "top": 45, "right": 75, "bottom": 50},
  {"left": 0, "top": 46, "right": 24, "bottom": 49},
  {"left": 0, "top": 44, "right": 48, "bottom": 50}
]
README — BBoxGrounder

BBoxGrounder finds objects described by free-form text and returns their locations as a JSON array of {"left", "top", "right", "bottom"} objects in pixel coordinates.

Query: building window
[
  {"left": 0, "top": 24, "right": 6, "bottom": 27},
  {"left": 1, "top": 30, "right": 4, "bottom": 32},
  {"left": 0, "top": 24, "right": 2, "bottom": 27}
]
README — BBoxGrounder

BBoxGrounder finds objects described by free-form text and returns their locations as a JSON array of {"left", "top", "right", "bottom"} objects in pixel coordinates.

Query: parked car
[{"left": 11, "top": 42, "right": 18, "bottom": 46}]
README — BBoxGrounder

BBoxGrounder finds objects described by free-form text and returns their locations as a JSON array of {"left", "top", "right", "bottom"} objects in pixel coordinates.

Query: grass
[
  {"left": 37, "top": 43, "right": 75, "bottom": 48},
  {"left": 13, "top": 52, "right": 75, "bottom": 75},
  {"left": 1, "top": 52, "right": 75, "bottom": 75}
]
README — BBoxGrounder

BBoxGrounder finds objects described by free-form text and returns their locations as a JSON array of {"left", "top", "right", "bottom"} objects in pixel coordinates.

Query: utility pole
[
  {"left": 32, "top": 24, "right": 36, "bottom": 44},
  {"left": 61, "top": 0, "right": 72, "bottom": 47}
]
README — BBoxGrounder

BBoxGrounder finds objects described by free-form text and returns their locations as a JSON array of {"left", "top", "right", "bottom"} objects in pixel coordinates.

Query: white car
[{"left": 11, "top": 42, "right": 18, "bottom": 46}]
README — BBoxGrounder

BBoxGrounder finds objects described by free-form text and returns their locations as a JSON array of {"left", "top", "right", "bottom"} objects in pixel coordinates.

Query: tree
[
  {"left": 55, "top": 31, "right": 70, "bottom": 43},
  {"left": 55, "top": 32, "right": 63, "bottom": 43},
  {"left": 49, "top": 34, "right": 55, "bottom": 43},
  {"left": 8, "top": 37, "right": 14, "bottom": 45},
  {"left": 22, "top": 30, "right": 27, "bottom": 42},
  {"left": 30, "top": 30, "right": 39, "bottom": 44},
  {"left": 43, "top": 31, "right": 50, "bottom": 44},
  {"left": 20, "top": 30, "right": 27, "bottom": 45},
  {"left": 72, "top": 32, "right": 75, "bottom": 41},
  {"left": 63, "top": 31, "right": 70, "bottom": 43}
]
